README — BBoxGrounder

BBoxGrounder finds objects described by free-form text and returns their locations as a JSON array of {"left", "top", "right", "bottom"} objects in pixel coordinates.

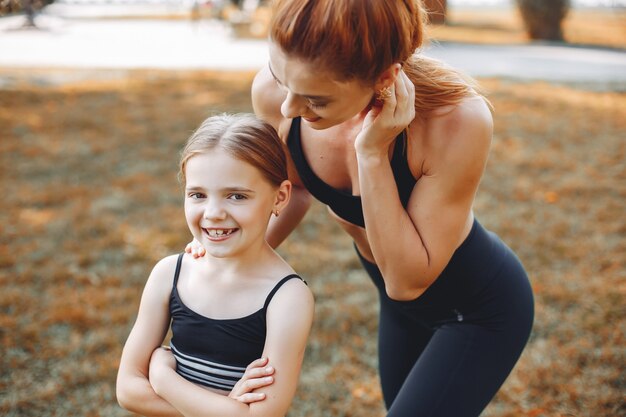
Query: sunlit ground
[{"left": 1, "top": 69, "right": 624, "bottom": 417}]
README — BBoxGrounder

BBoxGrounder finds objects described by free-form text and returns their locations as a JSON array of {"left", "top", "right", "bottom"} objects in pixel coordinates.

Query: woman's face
[{"left": 268, "top": 42, "right": 375, "bottom": 130}]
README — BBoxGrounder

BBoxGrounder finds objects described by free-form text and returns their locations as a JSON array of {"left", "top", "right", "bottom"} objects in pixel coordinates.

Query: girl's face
[
  {"left": 184, "top": 148, "right": 288, "bottom": 260},
  {"left": 268, "top": 42, "right": 375, "bottom": 130}
]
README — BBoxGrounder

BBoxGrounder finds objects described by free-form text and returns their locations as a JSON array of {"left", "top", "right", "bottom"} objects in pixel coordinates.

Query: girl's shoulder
[
  {"left": 269, "top": 256, "right": 312, "bottom": 298},
  {"left": 152, "top": 253, "right": 183, "bottom": 277},
  {"left": 261, "top": 253, "right": 312, "bottom": 310},
  {"left": 148, "top": 253, "right": 191, "bottom": 288},
  {"left": 140, "top": 254, "right": 183, "bottom": 302},
  {"left": 265, "top": 273, "right": 314, "bottom": 322}
]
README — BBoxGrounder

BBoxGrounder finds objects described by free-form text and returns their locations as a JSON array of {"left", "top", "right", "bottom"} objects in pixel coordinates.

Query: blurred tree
[
  {"left": 423, "top": 0, "right": 447, "bottom": 24},
  {"left": 0, "top": 0, "right": 55, "bottom": 26},
  {"left": 22, "top": 0, "right": 35, "bottom": 26},
  {"left": 516, "top": 0, "right": 570, "bottom": 41}
]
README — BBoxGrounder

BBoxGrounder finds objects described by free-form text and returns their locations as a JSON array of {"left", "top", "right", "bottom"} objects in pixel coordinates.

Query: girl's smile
[{"left": 202, "top": 227, "right": 238, "bottom": 241}]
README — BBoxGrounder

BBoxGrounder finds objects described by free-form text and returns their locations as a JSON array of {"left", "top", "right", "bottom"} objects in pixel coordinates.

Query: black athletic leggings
[{"left": 356, "top": 220, "right": 534, "bottom": 417}]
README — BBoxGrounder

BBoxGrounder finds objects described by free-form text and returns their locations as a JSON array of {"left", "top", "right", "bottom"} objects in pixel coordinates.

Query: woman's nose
[{"left": 280, "top": 92, "right": 307, "bottom": 119}]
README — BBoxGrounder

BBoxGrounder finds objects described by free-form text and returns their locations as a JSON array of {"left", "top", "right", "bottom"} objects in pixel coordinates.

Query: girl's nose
[
  {"left": 203, "top": 200, "right": 226, "bottom": 220},
  {"left": 280, "top": 91, "right": 307, "bottom": 119}
]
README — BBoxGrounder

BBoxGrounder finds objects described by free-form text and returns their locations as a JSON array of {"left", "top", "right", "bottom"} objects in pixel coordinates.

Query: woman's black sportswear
[
  {"left": 287, "top": 117, "right": 534, "bottom": 416},
  {"left": 287, "top": 116, "right": 414, "bottom": 228},
  {"left": 169, "top": 253, "right": 304, "bottom": 392}
]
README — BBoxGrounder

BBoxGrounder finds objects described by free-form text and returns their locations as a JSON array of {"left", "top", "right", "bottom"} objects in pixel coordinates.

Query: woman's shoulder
[
  {"left": 408, "top": 96, "right": 492, "bottom": 176},
  {"left": 251, "top": 66, "right": 288, "bottom": 132},
  {"left": 424, "top": 95, "right": 492, "bottom": 146},
  {"left": 428, "top": 95, "right": 491, "bottom": 124}
]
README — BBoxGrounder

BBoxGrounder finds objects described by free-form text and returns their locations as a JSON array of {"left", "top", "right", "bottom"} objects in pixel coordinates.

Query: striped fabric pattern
[{"left": 170, "top": 343, "right": 246, "bottom": 391}]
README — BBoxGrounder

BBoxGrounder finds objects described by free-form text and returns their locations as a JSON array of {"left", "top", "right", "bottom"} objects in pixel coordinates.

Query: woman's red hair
[{"left": 270, "top": 0, "right": 485, "bottom": 115}]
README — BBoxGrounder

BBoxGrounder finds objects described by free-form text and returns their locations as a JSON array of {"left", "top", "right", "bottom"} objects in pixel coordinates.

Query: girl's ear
[
  {"left": 273, "top": 180, "right": 292, "bottom": 216},
  {"left": 374, "top": 63, "right": 401, "bottom": 91}
]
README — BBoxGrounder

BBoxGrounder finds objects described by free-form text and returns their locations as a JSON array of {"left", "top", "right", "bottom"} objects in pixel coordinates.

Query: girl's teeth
[{"left": 207, "top": 229, "right": 232, "bottom": 237}]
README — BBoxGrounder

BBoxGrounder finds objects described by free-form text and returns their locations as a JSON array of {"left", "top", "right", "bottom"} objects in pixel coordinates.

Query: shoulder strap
[
  {"left": 172, "top": 253, "right": 184, "bottom": 289},
  {"left": 390, "top": 130, "right": 416, "bottom": 208},
  {"left": 285, "top": 116, "right": 301, "bottom": 146},
  {"left": 262, "top": 274, "right": 305, "bottom": 311}
]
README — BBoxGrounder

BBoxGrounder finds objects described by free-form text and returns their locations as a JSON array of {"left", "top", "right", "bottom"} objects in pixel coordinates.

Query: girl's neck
[{"left": 196, "top": 242, "right": 276, "bottom": 277}]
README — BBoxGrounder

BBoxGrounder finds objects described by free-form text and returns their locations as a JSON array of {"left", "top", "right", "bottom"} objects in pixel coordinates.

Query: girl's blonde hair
[
  {"left": 179, "top": 113, "right": 288, "bottom": 187},
  {"left": 270, "top": 0, "right": 483, "bottom": 114}
]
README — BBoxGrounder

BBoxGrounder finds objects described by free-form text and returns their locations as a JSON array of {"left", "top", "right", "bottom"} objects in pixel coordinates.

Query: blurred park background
[{"left": 1, "top": 0, "right": 625, "bottom": 416}]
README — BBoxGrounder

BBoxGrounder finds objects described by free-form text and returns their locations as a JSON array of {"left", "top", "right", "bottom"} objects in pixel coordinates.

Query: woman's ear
[
  {"left": 273, "top": 180, "right": 292, "bottom": 216},
  {"left": 374, "top": 63, "right": 402, "bottom": 91}
]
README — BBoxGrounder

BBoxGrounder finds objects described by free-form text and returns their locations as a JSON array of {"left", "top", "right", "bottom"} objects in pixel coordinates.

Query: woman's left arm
[
  {"left": 149, "top": 279, "right": 314, "bottom": 417},
  {"left": 355, "top": 72, "right": 493, "bottom": 301}
]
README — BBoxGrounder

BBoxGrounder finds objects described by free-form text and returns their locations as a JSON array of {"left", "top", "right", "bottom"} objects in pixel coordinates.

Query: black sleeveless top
[
  {"left": 287, "top": 116, "right": 416, "bottom": 228},
  {"left": 169, "top": 254, "right": 304, "bottom": 391}
]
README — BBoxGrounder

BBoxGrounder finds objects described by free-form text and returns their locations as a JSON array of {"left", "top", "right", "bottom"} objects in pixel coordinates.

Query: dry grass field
[
  {"left": 1, "top": 69, "right": 623, "bottom": 417},
  {"left": 0, "top": 7, "right": 625, "bottom": 417}
]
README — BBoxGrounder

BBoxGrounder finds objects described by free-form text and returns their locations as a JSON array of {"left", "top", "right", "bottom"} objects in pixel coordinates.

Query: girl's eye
[
  {"left": 228, "top": 194, "right": 247, "bottom": 201},
  {"left": 189, "top": 192, "right": 204, "bottom": 199}
]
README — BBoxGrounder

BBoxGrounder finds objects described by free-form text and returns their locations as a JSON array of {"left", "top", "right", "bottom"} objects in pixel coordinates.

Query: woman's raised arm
[{"left": 356, "top": 71, "right": 493, "bottom": 300}]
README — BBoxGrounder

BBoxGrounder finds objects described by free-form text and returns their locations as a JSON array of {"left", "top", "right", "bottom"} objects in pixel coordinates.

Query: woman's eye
[{"left": 308, "top": 101, "right": 327, "bottom": 109}]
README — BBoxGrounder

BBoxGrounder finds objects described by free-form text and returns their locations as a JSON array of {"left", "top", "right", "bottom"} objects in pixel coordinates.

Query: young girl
[{"left": 116, "top": 113, "right": 314, "bottom": 417}]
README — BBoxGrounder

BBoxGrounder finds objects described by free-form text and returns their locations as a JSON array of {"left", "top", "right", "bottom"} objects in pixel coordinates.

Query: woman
[{"left": 192, "top": 1, "right": 534, "bottom": 415}]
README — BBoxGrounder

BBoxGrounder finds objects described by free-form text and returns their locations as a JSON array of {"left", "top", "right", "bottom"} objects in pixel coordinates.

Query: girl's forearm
[
  {"left": 117, "top": 373, "right": 184, "bottom": 417},
  {"left": 152, "top": 368, "right": 260, "bottom": 417}
]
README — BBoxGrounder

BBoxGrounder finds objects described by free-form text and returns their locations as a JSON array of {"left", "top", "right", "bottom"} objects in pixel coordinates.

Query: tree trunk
[
  {"left": 22, "top": 0, "right": 37, "bottom": 27},
  {"left": 516, "top": 0, "right": 570, "bottom": 41}
]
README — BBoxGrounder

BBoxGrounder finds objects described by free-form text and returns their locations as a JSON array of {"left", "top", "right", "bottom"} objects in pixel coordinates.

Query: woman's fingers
[
  {"left": 402, "top": 70, "right": 416, "bottom": 120},
  {"left": 394, "top": 70, "right": 415, "bottom": 121},
  {"left": 381, "top": 70, "right": 414, "bottom": 120},
  {"left": 185, "top": 239, "right": 206, "bottom": 258},
  {"left": 194, "top": 246, "right": 205, "bottom": 258}
]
